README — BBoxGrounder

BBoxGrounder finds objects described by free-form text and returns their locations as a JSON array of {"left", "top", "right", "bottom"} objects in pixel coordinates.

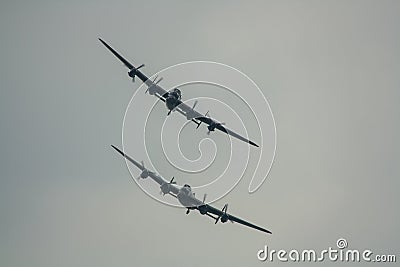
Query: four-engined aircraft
[
  {"left": 111, "top": 145, "right": 271, "bottom": 234},
  {"left": 99, "top": 38, "right": 259, "bottom": 147}
]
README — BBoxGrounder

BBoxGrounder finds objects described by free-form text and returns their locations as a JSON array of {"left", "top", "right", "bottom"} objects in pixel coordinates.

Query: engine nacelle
[
  {"left": 140, "top": 169, "right": 150, "bottom": 178},
  {"left": 128, "top": 68, "right": 136, "bottom": 78},
  {"left": 147, "top": 84, "right": 157, "bottom": 95},
  {"left": 128, "top": 64, "right": 144, "bottom": 82},
  {"left": 221, "top": 214, "right": 229, "bottom": 223},
  {"left": 160, "top": 183, "right": 171, "bottom": 195},
  {"left": 207, "top": 122, "right": 216, "bottom": 132},
  {"left": 198, "top": 205, "right": 208, "bottom": 215}
]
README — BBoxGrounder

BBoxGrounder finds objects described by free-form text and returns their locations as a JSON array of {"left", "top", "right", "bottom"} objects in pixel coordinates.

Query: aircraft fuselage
[
  {"left": 166, "top": 96, "right": 179, "bottom": 111},
  {"left": 165, "top": 88, "right": 182, "bottom": 112},
  {"left": 176, "top": 184, "right": 198, "bottom": 208}
]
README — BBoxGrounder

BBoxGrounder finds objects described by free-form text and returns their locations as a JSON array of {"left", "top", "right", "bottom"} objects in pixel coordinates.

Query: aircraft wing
[
  {"left": 203, "top": 204, "right": 271, "bottom": 234},
  {"left": 173, "top": 102, "right": 259, "bottom": 147},
  {"left": 99, "top": 38, "right": 168, "bottom": 97},
  {"left": 215, "top": 123, "right": 259, "bottom": 147},
  {"left": 197, "top": 116, "right": 259, "bottom": 147},
  {"left": 111, "top": 145, "right": 180, "bottom": 195},
  {"left": 99, "top": 38, "right": 134, "bottom": 70},
  {"left": 100, "top": 38, "right": 258, "bottom": 147}
]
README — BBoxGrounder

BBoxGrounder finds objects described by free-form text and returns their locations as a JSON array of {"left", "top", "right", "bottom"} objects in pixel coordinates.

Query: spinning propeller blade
[
  {"left": 192, "top": 100, "right": 198, "bottom": 110},
  {"left": 215, "top": 204, "right": 228, "bottom": 224}
]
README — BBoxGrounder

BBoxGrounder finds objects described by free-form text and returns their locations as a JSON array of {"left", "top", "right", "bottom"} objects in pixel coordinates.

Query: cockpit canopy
[
  {"left": 183, "top": 184, "right": 191, "bottom": 190},
  {"left": 171, "top": 88, "right": 182, "bottom": 100}
]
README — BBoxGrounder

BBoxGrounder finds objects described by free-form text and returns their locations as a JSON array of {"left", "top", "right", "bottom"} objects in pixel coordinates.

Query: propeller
[
  {"left": 196, "top": 110, "right": 209, "bottom": 129},
  {"left": 197, "top": 193, "right": 208, "bottom": 215},
  {"left": 130, "top": 64, "right": 145, "bottom": 82},
  {"left": 138, "top": 161, "right": 151, "bottom": 179},
  {"left": 205, "top": 111, "right": 213, "bottom": 135},
  {"left": 192, "top": 100, "right": 198, "bottom": 110},
  {"left": 186, "top": 100, "right": 199, "bottom": 120},
  {"left": 155, "top": 76, "right": 163, "bottom": 84},
  {"left": 159, "top": 177, "right": 177, "bottom": 195},
  {"left": 215, "top": 204, "right": 228, "bottom": 224}
]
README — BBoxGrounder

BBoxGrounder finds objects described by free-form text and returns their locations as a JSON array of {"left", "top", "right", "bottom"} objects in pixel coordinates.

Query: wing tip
[
  {"left": 250, "top": 141, "right": 259, "bottom": 147},
  {"left": 111, "top": 144, "right": 124, "bottom": 157},
  {"left": 98, "top": 37, "right": 106, "bottom": 45}
]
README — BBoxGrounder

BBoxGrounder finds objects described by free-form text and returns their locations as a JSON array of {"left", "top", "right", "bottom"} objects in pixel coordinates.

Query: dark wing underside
[
  {"left": 204, "top": 205, "right": 271, "bottom": 234},
  {"left": 99, "top": 38, "right": 133, "bottom": 69},
  {"left": 196, "top": 116, "right": 214, "bottom": 125},
  {"left": 218, "top": 125, "right": 259, "bottom": 147},
  {"left": 111, "top": 145, "right": 180, "bottom": 195},
  {"left": 226, "top": 213, "right": 272, "bottom": 234},
  {"left": 111, "top": 145, "right": 144, "bottom": 170},
  {"left": 196, "top": 116, "right": 259, "bottom": 147},
  {"left": 99, "top": 38, "right": 258, "bottom": 147}
]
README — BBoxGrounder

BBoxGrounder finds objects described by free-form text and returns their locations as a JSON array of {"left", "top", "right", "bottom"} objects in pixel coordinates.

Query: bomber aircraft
[
  {"left": 100, "top": 38, "right": 259, "bottom": 147},
  {"left": 111, "top": 145, "right": 271, "bottom": 234}
]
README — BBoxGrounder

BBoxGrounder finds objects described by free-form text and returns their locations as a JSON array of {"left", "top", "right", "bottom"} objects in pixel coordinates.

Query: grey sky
[{"left": 0, "top": 1, "right": 399, "bottom": 266}]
